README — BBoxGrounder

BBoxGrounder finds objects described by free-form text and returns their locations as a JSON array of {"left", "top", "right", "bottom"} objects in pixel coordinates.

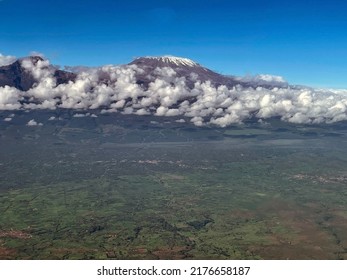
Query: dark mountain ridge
[{"left": 0, "top": 56, "right": 76, "bottom": 91}]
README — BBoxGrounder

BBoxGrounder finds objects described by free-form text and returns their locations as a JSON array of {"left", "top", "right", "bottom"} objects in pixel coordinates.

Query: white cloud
[
  {"left": 21, "top": 57, "right": 53, "bottom": 82},
  {"left": 73, "top": 113, "right": 94, "bottom": 118},
  {"left": 0, "top": 86, "right": 21, "bottom": 110},
  {"left": 135, "top": 108, "right": 150, "bottom": 115},
  {"left": 175, "top": 119, "right": 186, "bottom": 123},
  {"left": 0, "top": 53, "right": 16, "bottom": 66},
  {"left": 238, "top": 74, "right": 288, "bottom": 87},
  {"left": 27, "top": 119, "right": 43, "bottom": 126},
  {"left": 73, "top": 113, "right": 86, "bottom": 118},
  {"left": 257, "top": 74, "right": 287, "bottom": 83}
]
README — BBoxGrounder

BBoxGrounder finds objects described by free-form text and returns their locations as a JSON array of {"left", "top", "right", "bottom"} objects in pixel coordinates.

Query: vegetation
[{"left": 0, "top": 110, "right": 347, "bottom": 259}]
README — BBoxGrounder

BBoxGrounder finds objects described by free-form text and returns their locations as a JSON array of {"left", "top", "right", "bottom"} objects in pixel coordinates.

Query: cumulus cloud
[
  {"left": 0, "top": 53, "right": 16, "bottom": 66},
  {"left": 2, "top": 53, "right": 347, "bottom": 127},
  {"left": 237, "top": 74, "right": 288, "bottom": 87},
  {"left": 175, "top": 119, "right": 186, "bottom": 123},
  {"left": 27, "top": 119, "right": 43, "bottom": 126},
  {"left": 0, "top": 86, "right": 21, "bottom": 110},
  {"left": 48, "top": 116, "right": 63, "bottom": 121},
  {"left": 73, "top": 113, "right": 87, "bottom": 118},
  {"left": 21, "top": 57, "right": 53, "bottom": 82},
  {"left": 72, "top": 112, "right": 98, "bottom": 118}
]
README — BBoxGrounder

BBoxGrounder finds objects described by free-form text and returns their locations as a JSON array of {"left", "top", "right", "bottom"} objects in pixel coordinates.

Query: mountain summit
[
  {"left": 0, "top": 56, "right": 76, "bottom": 91},
  {"left": 131, "top": 56, "right": 201, "bottom": 68},
  {"left": 0, "top": 56, "right": 44, "bottom": 91},
  {"left": 129, "top": 55, "right": 245, "bottom": 89}
]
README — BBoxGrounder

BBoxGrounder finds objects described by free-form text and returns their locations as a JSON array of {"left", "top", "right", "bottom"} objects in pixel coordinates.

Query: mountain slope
[{"left": 0, "top": 56, "right": 76, "bottom": 91}]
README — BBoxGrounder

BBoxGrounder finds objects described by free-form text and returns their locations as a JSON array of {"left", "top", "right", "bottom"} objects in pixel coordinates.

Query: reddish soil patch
[
  {"left": 255, "top": 198, "right": 340, "bottom": 259},
  {"left": 152, "top": 246, "right": 192, "bottom": 259},
  {"left": 132, "top": 248, "right": 148, "bottom": 254},
  {"left": 248, "top": 243, "right": 331, "bottom": 260},
  {"left": 0, "top": 230, "right": 32, "bottom": 239},
  {"left": 49, "top": 247, "right": 99, "bottom": 259},
  {"left": 52, "top": 247, "right": 98, "bottom": 254},
  {"left": 0, "top": 246, "right": 17, "bottom": 259}
]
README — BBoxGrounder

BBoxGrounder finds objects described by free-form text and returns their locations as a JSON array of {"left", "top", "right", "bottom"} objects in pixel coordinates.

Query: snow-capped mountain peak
[
  {"left": 146, "top": 56, "right": 199, "bottom": 67},
  {"left": 129, "top": 55, "right": 241, "bottom": 88},
  {"left": 132, "top": 55, "right": 200, "bottom": 68}
]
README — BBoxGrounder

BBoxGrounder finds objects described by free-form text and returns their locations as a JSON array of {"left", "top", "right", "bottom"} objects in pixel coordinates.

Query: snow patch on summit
[{"left": 144, "top": 56, "right": 199, "bottom": 67}]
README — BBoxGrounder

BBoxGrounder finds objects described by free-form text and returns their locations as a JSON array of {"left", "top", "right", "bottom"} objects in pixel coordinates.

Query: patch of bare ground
[
  {"left": 124, "top": 248, "right": 153, "bottom": 259},
  {"left": 248, "top": 243, "right": 331, "bottom": 260},
  {"left": 292, "top": 173, "right": 347, "bottom": 184},
  {"left": 229, "top": 209, "right": 255, "bottom": 220},
  {"left": 52, "top": 247, "right": 98, "bottom": 254},
  {"left": 50, "top": 247, "right": 99, "bottom": 259},
  {"left": 319, "top": 210, "right": 347, "bottom": 257},
  {"left": 131, "top": 248, "right": 148, "bottom": 255},
  {"left": 0, "top": 246, "right": 17, "bottom": 259},
  {"left": 151, "top": 246, "right": 192, "bottom": 259},
  {"left": 255, "top": 198, "right": 340, "bottom": 259},
  {"left": 162, "top": 174, "right": 185, "bottom": 180},
  {"left": 0, "top": 230, "right": 32, "bottom": 239}
]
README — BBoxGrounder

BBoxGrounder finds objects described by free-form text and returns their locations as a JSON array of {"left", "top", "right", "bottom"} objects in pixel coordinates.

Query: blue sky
[{"left": 1, "top": 0, "right": 347, "bottom": 88}]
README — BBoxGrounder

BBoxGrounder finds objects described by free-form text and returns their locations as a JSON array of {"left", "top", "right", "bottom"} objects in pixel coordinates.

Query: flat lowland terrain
[{"left": 1, "top": 110, "right": 347, "bottom": 259}]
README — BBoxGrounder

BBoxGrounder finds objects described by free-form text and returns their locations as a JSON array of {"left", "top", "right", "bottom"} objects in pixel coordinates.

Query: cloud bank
[{"left": 1, "top": 54, "right": 347, "bottom": 127}]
